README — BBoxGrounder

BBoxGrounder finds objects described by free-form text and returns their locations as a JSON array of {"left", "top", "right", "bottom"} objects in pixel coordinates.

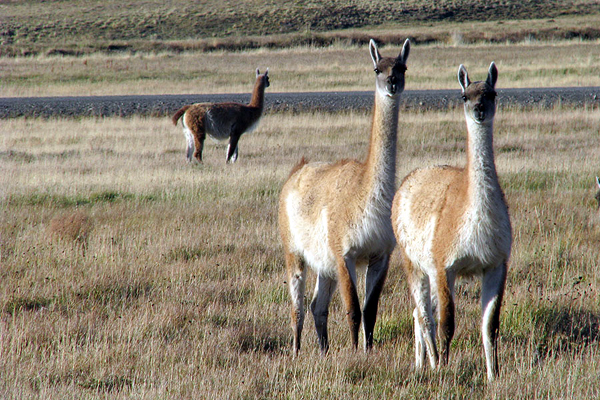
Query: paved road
[{"left": 1, "top": 87, "right": 599, "bottom": 118}]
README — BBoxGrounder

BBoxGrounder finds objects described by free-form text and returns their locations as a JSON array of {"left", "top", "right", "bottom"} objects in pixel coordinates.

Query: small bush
[{"left": 48, "top": 210, "right": 93, "bottom": 245}]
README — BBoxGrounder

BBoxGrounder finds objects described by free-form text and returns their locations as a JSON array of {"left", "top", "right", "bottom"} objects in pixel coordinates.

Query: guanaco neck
[
  {"left": 465, "top": 116, "right": 500, "bottom": 208},
  {"left": 363, "top": 90, "right": 400, "bottom": 201},
  {"left": 248, "top": 77, "right": 267, "bottom": 110}
]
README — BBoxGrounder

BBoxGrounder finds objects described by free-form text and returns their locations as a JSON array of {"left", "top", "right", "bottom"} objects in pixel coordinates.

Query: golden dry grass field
[
  {"left": 1, "top": 102, "right": 600, "bottom": 398},
  {"left": 2, "top": 4, "right": 600, "bottom": 396}
]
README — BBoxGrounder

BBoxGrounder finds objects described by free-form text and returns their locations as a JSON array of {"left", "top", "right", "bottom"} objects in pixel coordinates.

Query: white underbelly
[{"left": 285, "top": 192, "right": 337, "bottom": 277}]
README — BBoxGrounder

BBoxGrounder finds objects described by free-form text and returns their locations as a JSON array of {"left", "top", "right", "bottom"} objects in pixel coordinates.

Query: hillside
[{"left": 2, "top": 0, "right": 600, "bottom": 56}]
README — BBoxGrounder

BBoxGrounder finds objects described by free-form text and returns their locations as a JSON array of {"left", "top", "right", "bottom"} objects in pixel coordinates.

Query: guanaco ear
[
  {"left": 596, "top": 176, "right": 600, "bottom": 189},
  {"left": 265, "top": 68, "right": 269, "bottom": 76},
  {"left": 398, "top": 38, "right": 410, "bottom": 64},
  {"left": 369, "top": 39, "right": 381, "bottom": 69},
  {"left": 256, "top": 68, "right": 260, "bottom": 77},
  {"left": 458, "top": 64, "right": 470, "bottom": 92},
  {"left": 487, "top": 62, "right": 498, "bottom": 89}
]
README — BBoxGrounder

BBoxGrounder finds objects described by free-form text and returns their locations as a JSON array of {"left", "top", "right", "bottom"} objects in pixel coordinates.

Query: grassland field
[
  {"left": 2, "top": 1, "right": 600, "bottom": 399},
  {"left": 2, "top": 105, "right": 600, "bottom": 399}
]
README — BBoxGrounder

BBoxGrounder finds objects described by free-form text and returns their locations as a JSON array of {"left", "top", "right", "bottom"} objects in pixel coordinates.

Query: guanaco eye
[
  {"left": 374, "top": 68, "right": 381, "bottom": 74},
  {"left": 461, "top": 94, "right": 467, "bottom": 102}
]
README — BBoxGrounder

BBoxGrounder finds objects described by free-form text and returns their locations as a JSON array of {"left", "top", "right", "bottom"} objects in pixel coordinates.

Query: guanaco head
[
  {"left": 595, "top": 176, "right": 600, "bottom": 210},
  {"left": 369, "top": 38, "right": 410, "bottom": 98},
  {"left": 458, "top": 62, "right": 498, "bottom": 125},
  {"left": 256, "top": 68, "right": 270, "bottom": 88}
]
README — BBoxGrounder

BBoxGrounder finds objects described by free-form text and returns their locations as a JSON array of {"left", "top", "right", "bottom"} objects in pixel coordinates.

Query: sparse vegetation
[{"left": 1, "top": 106, "right": 599, "bottom": 398}]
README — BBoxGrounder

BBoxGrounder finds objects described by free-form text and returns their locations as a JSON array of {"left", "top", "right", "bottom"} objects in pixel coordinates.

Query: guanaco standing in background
[{"left": 172, "top": 68, "right": 270, "bottom": 163}]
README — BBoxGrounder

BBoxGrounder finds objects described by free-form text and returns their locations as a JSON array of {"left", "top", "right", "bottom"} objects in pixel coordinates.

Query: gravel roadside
[{"left": 1, "top": 87, "right": 599, "bottom": 119}]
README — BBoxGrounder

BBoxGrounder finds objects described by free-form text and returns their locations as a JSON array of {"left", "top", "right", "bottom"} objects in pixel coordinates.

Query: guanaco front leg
[
  {"left": 226, "top": 127, "right": 241, "bottom": 163},
  {"left": 409, "top": 267, "right": 438, "bottom": 369},
  {"left": 481, "top": 261, "right": 507, "bottom": 381},
  {"left": 362, "top": 253, "right": 389, "bottom": 350},
  {"left": 336, "top": 255, "right": 361, "bottom": 349},
  {"left": 310, "top": 274, "right": 337, "bottom": 355},
  {"left": 436, "top": 268, "right": 456, "bottom": 366}
]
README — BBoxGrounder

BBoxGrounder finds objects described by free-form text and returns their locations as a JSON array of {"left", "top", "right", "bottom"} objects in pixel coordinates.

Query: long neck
[
  {"left": 363, "top": 90, "right": 400, "bottom": 198},
  {"left": 465, "top": 115, "right": 499, "bottom": 204},
  {"left": 248, "top": 78, "right": 266, "bottom": 109}
]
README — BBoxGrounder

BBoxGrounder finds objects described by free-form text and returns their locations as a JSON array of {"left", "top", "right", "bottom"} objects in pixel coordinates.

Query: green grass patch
[
  {"left": 77, "top": 375, "right": 133, "bottom": 393},
  {"left": 163, "top": 244, "right": 236, "bottom": 262},
  {"left": 2, "top": 295, "right": 54, "bottom": 315},
  {"left": 7, "top": 190, "right": 145, "bottom": 207},
  {"left": 75, "top": 281, "right": 154, "bottom": 311},
  {"left": 374, "top": 315, "right": 412, "bottom": 345},
  {"left": 503, "top": 302, "right": 600, "bottom": 356},
  {"left": 504, "top": 170, "right": 563, "bottom": 191}
]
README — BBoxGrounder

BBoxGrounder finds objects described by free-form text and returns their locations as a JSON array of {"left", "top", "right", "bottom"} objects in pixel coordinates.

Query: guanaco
[
  {"left": 392, "top": 62, "right": 511, "bottom": 381},
  {"left": 172, "top": 68, "right": 270, "bottom": 163},
  {"left": 279, "top": 39, "right": 410, "bottom": 355}
]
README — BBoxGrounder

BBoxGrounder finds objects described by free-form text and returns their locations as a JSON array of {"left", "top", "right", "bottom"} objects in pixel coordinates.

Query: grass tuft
[
  {"left": 234, "top": 322, "right": 288, "bottom": 354},
  {"left": 3, "top": 295, "right": 54, "bottom": 315},
  {"left": 48, "top": 210, "right": 93, "bottom": 246},
  {"left": 78, "top": 375, "right": 133, "bottom": 393}
]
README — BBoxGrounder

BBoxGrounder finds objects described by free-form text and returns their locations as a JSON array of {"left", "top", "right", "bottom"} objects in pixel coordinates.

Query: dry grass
[
  {"left": 2, "top": 34, "right": 600, "bottom": 97},
  {"left": 1, "top": 105, "right": 599, "bottom": 398}
]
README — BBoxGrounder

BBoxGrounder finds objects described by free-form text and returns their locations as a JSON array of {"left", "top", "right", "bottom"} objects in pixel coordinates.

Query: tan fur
[
  {"left": 392, "top": 62, "right": 511, "bottom": 381},
  {"left": 403, "top": 166, "right": 470, "bottom": 269},
  {"left": 172, "top": 68, "right": 270, "bottom": 163},
  {"left": 279, "top": 39, "right": 410, "bottom": 355},
  {"left": 287, "top": 157, "right": 309, "bottom": 180}
]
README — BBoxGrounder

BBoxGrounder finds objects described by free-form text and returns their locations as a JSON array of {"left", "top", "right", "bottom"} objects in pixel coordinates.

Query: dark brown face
[
  {"left": 462, "top": 81, "right": 497, "bottom": 124},
  {"left": 262, "top": 73, "right": 270, "bottom": 88},
  {"left": 369, "top": 38, "right": 410, "bottom": 98},
  {"left": 256, "top": 69, "right": 270, "bottom": 88},
  {"left": 374, "top": 58, "right": 407, "bottom": 97},
  {"left": 458, "top": 62, "right": 498, "bottom": 125}
]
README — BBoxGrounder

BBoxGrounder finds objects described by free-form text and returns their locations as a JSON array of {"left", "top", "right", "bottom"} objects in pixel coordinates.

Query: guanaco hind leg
[
  {"left": 481, "top": 261, "right": 507, "bottom": 381},
  {"left": 409, "top": 269, "right": 438, "bottom": 369},
  {"left": 193, "top": 132, "right": 205, "bottom": 163},
  {"left": 184, "top": 128, "right": 194, "bottom": 162},
  {"left": 285, "top": 252, "right": 306, "bottom": 356}
]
